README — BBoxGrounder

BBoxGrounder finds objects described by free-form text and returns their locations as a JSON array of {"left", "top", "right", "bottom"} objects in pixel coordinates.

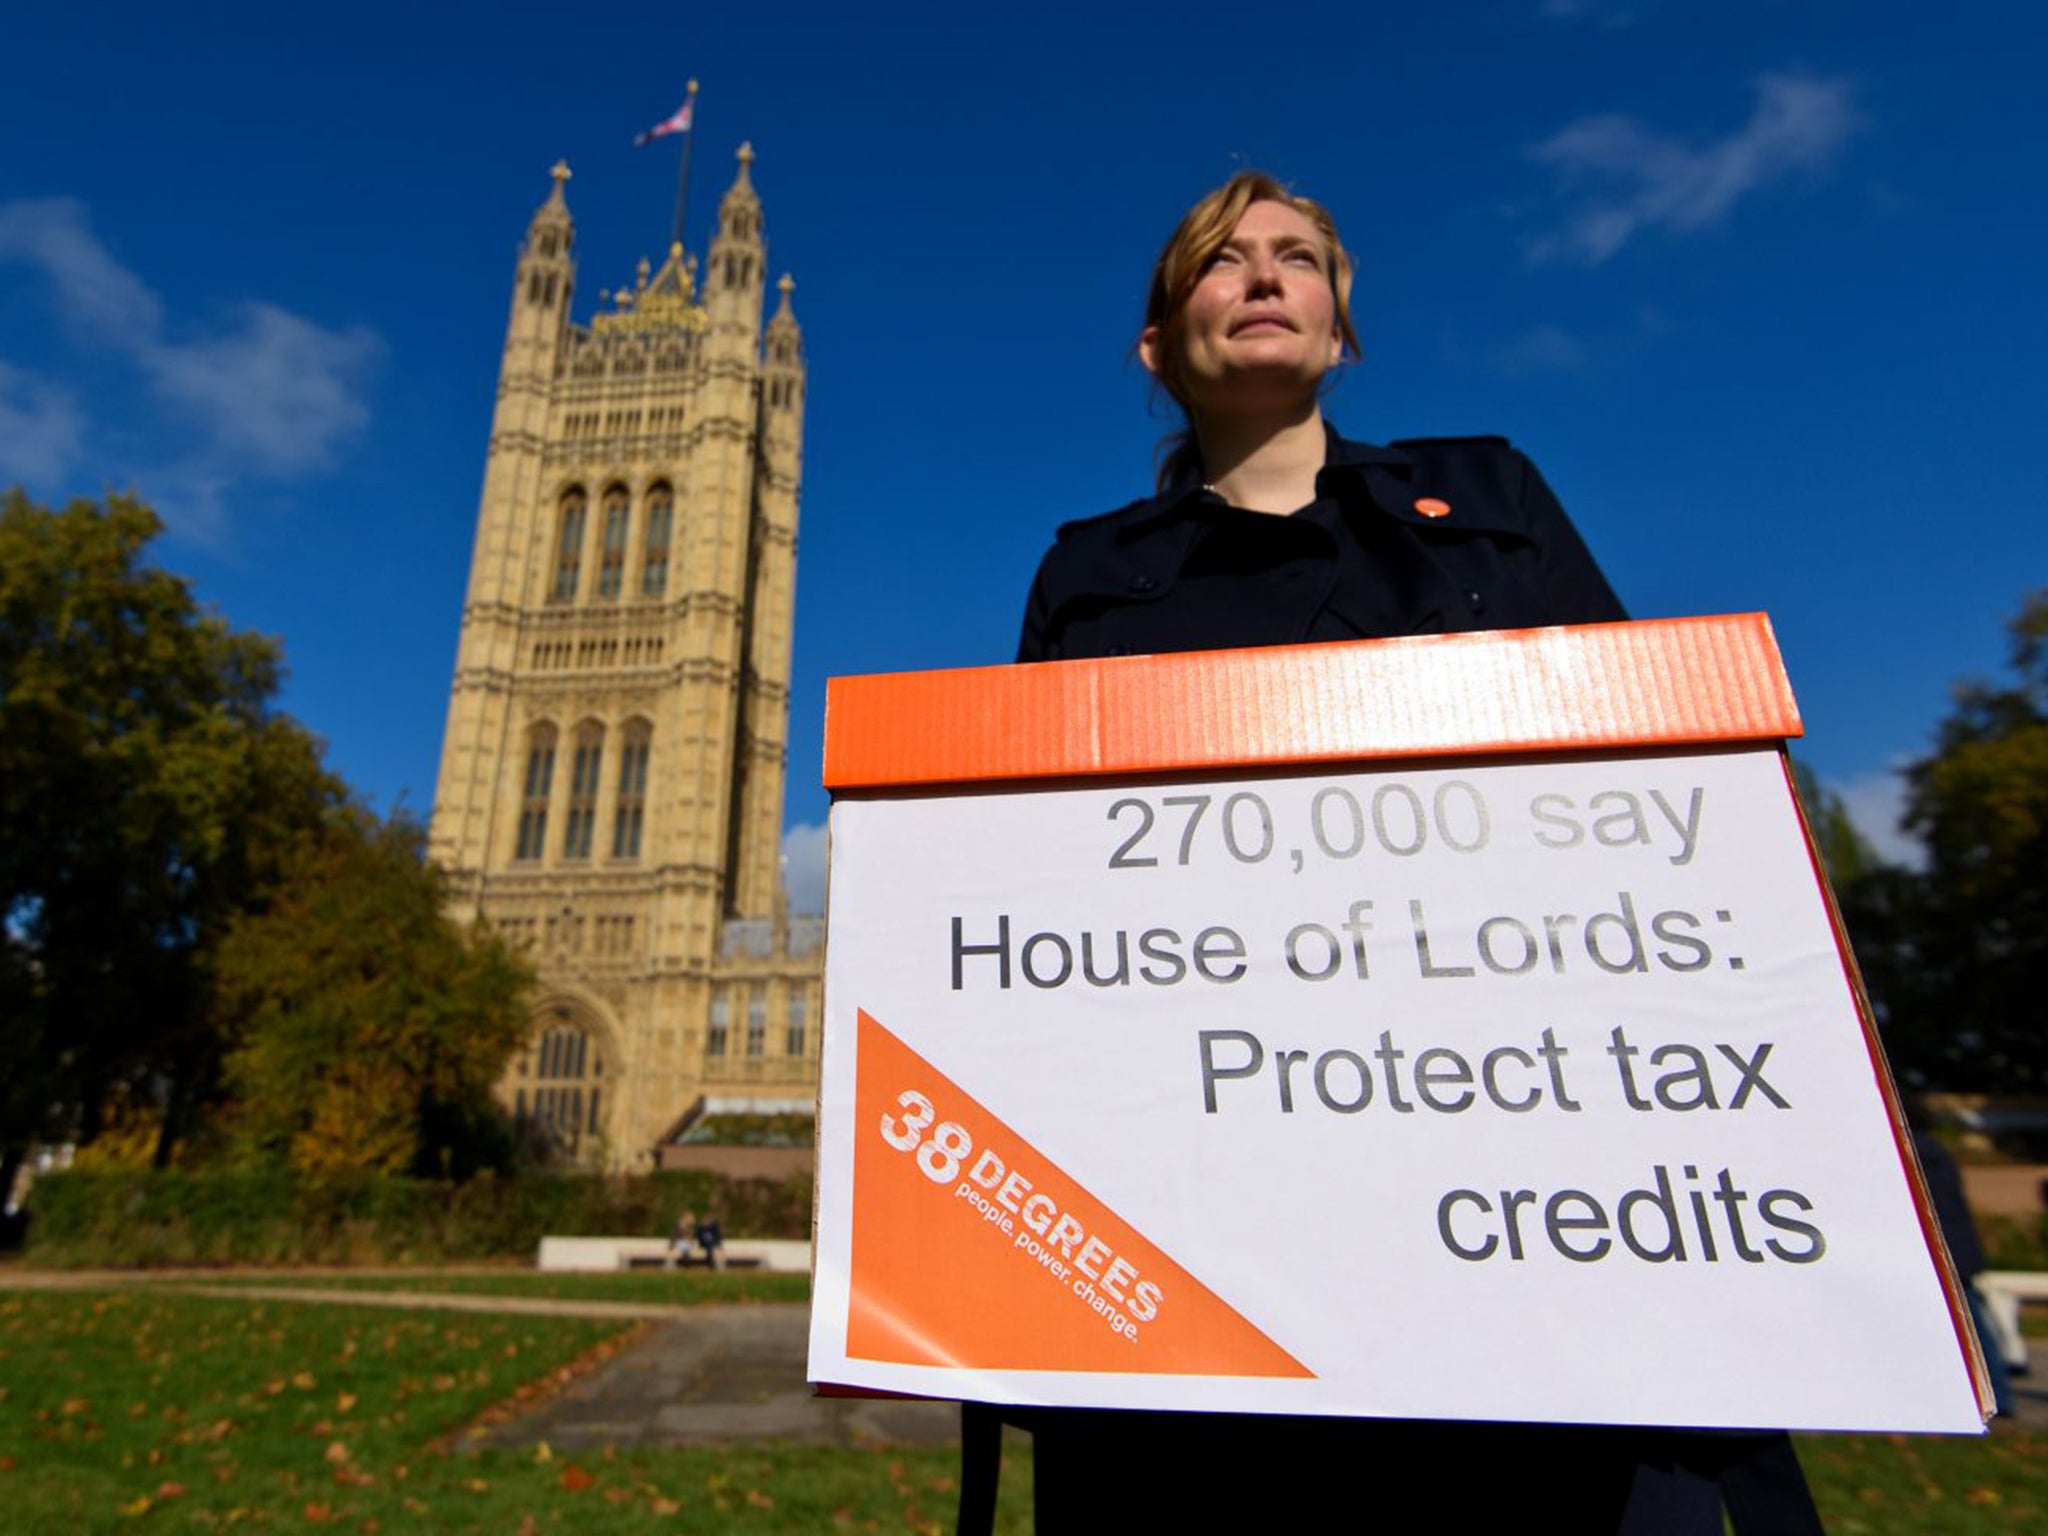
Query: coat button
[
  {"left": 1466, "top": 588, "right": 1486, "bottom": 612},
  {"left": 1128, "top": 574, "right": 1158, "bottom": 593},
  {"left": 1107, "top": 644, "right": 1131, "bottom": 656}
]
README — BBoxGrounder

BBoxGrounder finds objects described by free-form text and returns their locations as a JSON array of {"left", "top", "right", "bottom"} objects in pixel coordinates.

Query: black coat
[{"left": 1018, "top": 428, "right": 1625, "bottom": 664}]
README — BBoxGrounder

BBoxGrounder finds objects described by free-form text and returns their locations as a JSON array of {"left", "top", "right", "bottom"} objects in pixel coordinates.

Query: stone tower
[{"left": 430, "top": 149, "right": 821, "bottom": 1168}]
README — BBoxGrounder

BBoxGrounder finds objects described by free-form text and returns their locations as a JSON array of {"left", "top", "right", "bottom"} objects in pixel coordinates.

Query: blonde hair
[{"left": 1144, "top": 170, "right": 1361, "bottom": 418}]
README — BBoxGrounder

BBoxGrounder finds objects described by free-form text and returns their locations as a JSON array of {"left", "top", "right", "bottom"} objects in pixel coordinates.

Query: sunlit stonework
[{"left": 429, "top": 147, "right": 819, "bottom": 1168}]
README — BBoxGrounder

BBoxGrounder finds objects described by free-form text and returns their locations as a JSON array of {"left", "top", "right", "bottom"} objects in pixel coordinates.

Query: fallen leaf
[
  {"left": 155, "top": 1481, "right": 187, "bottom": 1500},
  {"left": 118, "top": 1495, "right": 152, "bottom": 1517},
  {"left": 745, "top": 1489, "right": 775, "bottom": 1508},
  {"left": 602, "top": 1487, "right": 634, "bottom": 1506},
  {"left": 62, "top": 1399, "right": 90, "bottom": 1416},
  {"left": 304, "top": 1501, "right": 332, "bottom": 1522},
  {"left": 561, "top": 1464, "right": 596, "bottom": 1492},
  {"left": 324, "top": 1442, "right": 351, "bottom": 1465},
  {"left": 293, "top": 1373, "right": 318, "bottom": 1392},
  {"left": 534, "top": 1441, "right": 554, "bottom": 1463},
  {"left": 1967, "top": 1487, "right": 2003, "bottom": 1507},
  {"left": 518, "top": 1518, "right": 539, "bottom": 1536},
  {"left": 650, "top": 1497, "right": 682, "bottom": 1515}
]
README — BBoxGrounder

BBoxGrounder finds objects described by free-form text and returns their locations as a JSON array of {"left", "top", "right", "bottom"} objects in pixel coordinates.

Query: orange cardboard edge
[{"left": 824, "top": 614, "right": 1802, "bottom": 791}]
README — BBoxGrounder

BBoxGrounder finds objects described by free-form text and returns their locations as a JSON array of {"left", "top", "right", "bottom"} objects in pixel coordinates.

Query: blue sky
[{"left": 4, "top": 0, "right": 2042, "bottom": 910}]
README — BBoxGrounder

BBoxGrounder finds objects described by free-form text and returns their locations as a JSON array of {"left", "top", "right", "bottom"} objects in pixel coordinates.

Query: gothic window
[
  {"left": 550, "top": 488, "right": 587, "bottom": 603},
  {"left": 515, "top": 724, "right": 557, "bottom": 861},
  {"left": 562, "top": 722, "right": 604, "bottom": 859},
  {"left": 596, "top": 486, "right": 629, "bottom": 599},
  {"left": 641, "top": 484, "right": 673, "bottom": 597},
  {"left": 785, "top": 983, "right": 807, "bottom": 1058},
  {"left": 612, "top": 720, "right": 650, "bottom": 859},
  {"left": 745, "top": 986, "right": 767, "bottom": 1057},
  {"left": 520, "top": 1014, "right": 603, "bottom": 1155},
  {"left": 707, "top": 990, "right": 730, "bottom": 1058}
]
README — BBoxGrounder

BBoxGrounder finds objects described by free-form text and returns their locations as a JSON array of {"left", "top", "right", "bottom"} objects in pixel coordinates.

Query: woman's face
[{"left": 1144, "top": 199, "right": 1343, "bottom": 420}]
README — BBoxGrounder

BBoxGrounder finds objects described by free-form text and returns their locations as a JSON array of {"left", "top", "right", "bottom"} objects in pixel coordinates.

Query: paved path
[{"left": 457, "top": 1304, "right": 961, "bottom": 1450}]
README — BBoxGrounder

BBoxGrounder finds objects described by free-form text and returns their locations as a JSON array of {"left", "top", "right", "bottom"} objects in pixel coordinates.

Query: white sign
[{"left": 807, "top": 745, "right": 1981, "bottom": 1431}]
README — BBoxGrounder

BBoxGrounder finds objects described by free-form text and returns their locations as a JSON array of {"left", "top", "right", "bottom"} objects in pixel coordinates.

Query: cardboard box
[{"left": 806, "top": 616, "right": 1988, "bottom": 1430}]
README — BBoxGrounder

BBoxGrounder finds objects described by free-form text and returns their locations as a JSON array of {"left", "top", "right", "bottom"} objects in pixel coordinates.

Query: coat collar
[{"left": 1115, "top": 422, "right": 1413, "bottom": 540}]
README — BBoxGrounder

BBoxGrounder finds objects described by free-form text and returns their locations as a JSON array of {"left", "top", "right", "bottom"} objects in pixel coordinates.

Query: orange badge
[{"left": 1414, "top": 497, "right": 1451, "bottom": 519}]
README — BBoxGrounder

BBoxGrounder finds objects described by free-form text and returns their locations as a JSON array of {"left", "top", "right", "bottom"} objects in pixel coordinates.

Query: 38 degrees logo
[
  {"left": 845, "top": 1011, "right": 1312, "bottom": 1379},
  {"left": 878, "top": 1085, "right": 1165, "bottom": 1342}
]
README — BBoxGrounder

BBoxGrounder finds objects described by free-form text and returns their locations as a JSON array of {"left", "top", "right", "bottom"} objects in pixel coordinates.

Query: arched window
[
  {"left": 707, "top": 990, "right": 730, "bottom": 1058},
  {"left": 745, "top": 985, "right": 767, "bottom": 1057},
  {"left": 612, "top": 720, "right": 651, "bottom": 859},
  {"left": 785, "top": 983, "right": 808, "bottom": 1058},
  {"left": 519, "top": 1013, "right": 603, "bottom": 1154},
  {"left": 596, "top": 486, "right": 629, "bottom": 599},
  {"left": 515, "top": 724, "right": 557, "bottom": 861},
  {"left": 641, "top": 484, "right": 673, "bottom": 597},
  {"left": 562, "top": 722, "right": 604, "bottom": 860},
  {"left": 550, "top": 489, "right": 587, "bottom": 603}
]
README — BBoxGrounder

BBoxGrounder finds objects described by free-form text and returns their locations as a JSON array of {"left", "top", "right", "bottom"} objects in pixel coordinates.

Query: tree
[
  {"left": 0, "top": 492, "right": 345, "bottom": 1192},
  {"left": 1793, "top": 759, "right": 1882, "bottom": 888},
  {"left": 1886, "top": 590, "right": 2048, "bottom": 1090},
  {"left": 212, "top": 814, "right": 533, "bottom": 1180}
]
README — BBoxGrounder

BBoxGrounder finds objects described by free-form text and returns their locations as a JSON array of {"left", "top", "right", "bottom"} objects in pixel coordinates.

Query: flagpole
[{"left": 671, "top": 78, "right": 699, "bottom": 252}]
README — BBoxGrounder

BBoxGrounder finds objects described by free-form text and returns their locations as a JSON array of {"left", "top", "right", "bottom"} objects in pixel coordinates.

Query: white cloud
[
  {"left": 1527, "top": 73, "right": 1861, "bottom": 265},
  {"left": 0, "top": 361, "right": 84, "bottom": 486},
  {"left": 0, "top": 198, "right": 161, "bottom": 338},
  {"left": 0, "top": 197, "right": 380, "bottom": 532},
  {"left": 1833, "top": 767, "right": 1927, "bottom": 871},
  {"left": 145, "top": 302, "right": 378, "bottom": 475},
  {"left": 1492, "top": 322, "right": 1589, "bottom": 376},
  {"left": 781, "top": 820, "right": 829, "bottom": 916}
]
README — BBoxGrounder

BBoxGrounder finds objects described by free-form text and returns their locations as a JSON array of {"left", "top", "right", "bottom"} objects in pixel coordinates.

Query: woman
[
  {"left": 976, "top": 172, "right": 1823, "bottom": 1535},
  {"left": 1017, "top": 172, "right": 1623, "bottom": 668}
]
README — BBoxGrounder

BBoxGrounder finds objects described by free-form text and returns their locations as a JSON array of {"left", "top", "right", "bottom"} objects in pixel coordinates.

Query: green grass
[
  {"left": 1800, "top": 1430, "right": 2045, "bottom": 1534},
  {"left": 173, "top": 1269, "right": 812, "bottom": 1306},
  {"left": 7, "top": 1286, "right": 2041, "bottom": 1534},
  {"left": 0, "top": 1289, "right": 1028, "bottom": 1535}
]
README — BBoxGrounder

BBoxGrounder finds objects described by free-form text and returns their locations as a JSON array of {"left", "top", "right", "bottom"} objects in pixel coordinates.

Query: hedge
[{"left": 22, "top": 1168, "right": 811, "bottom": 1268}]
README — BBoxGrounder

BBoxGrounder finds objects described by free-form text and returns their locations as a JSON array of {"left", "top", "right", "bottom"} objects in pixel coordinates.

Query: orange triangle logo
[{"left": 848, "top": 1010, "right": 1312, "bottom": 1379}]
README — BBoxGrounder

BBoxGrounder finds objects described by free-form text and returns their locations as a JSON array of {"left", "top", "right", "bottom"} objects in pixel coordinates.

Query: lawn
[
  {"left": 0, "top": 1290, "right": 1026, "bottom": 1534},
  {"left": 171, "top": 1269, "right": 811, "bottom": 1307},
  {"left": 2, "top": 1285, "right": 2039, "bottom": 1533}
]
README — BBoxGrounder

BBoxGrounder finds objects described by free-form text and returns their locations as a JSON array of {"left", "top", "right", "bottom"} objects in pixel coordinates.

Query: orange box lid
[{"left": 824, "top": 613, "right": 1801, "bottom": 792}]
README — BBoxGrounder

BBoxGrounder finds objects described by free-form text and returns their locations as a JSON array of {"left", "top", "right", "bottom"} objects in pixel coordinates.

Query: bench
[
  {"left": 1976, "top": 1270, "right": 2045, "bottom": 1373},
  {"left": 535, "top": 1235, "right": 810, "bottom": 1274}
]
